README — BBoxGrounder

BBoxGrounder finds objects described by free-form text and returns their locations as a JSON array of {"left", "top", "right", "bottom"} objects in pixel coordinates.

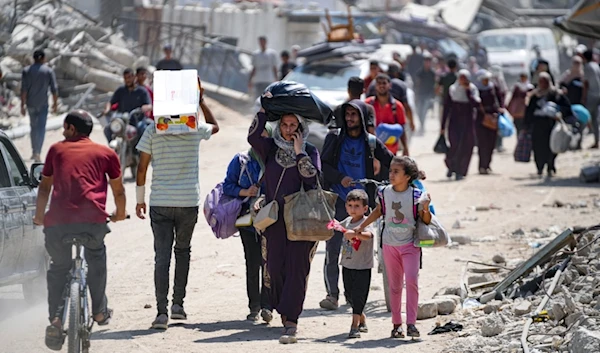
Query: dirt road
[{"left": 1, "top": 99, "right": 598, "bottom": 353}]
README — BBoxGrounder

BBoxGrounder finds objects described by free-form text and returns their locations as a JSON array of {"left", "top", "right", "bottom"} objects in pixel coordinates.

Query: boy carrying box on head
[{"left": 339, "top": 189, "right": 375, "bottom": 339}]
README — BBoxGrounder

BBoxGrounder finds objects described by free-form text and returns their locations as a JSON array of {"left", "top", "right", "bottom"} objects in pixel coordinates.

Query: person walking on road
[
  {"left": 582, "top": 50, "right": 600, "bottom": 149},
  {"left": 508, "top": 72, "right": 534, "bottom": 136},
  {"left": 135, "top": 83, "right": 219, "bottom": 330},
  {"left": 319, "top": 100, "right": 393, "bottom": 310},
  {"left": 249, "top": 36, "right": 278, "bottom": 98},
  {"left": 525, "top": 72, "right": 573, "bottom": 177},
  {"left": 248, "top": 108, "right": 321, "bottom": 344},
  {"left": 32, "top": 110, "right": 127, "bottom": 351},
  {"left": 414, "top": 54, "right": 436, "bottom": 135},
  {"left": 279, "top": 50, "right": 297, "bottom": 80},
  {"left": 156, "top": 44, "right": 183, "bottom": 71},
  {"left": 365, "top": 74, "right": 410, "bottom": 156},
  {"left": 332, "top": 77, "right": 375, "bottom": 130},
  {"left": 222, "top": 125, "right": 274, "bottom": 323},
  {"left": 21, "top": 49, "right": 58, "bottom": 162},
  {"left": 441, "top": 69, "right": 480, "bottom": 180},
  {"left": 475, "top": 71, "right": 502, "bottom": 175}
]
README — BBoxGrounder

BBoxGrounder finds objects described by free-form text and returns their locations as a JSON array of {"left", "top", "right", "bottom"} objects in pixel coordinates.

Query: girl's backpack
[{"left": 203, "top": 154, "right": 251, "bottom": 239}]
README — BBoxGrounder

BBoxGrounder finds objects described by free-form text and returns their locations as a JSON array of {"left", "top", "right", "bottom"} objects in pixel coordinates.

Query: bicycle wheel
[{"left": 67, "top": 281, "right": 82, "bottom": 353}]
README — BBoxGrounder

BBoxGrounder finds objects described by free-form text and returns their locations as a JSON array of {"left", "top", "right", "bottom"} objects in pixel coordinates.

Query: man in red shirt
[
  {"left": 365, "top": 74, "right": 410, "bottom": 156},
  {"left": 33, "top": 110, "right": 127, "bottom": 350}
]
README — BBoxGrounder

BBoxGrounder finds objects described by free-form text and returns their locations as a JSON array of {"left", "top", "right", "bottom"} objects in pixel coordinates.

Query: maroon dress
[
  {"left": 248, "top": 112, "right": 321, "bottom": 323},
  {"left": 442, "top": 88, "right": 479, "bottom": 177},
  {"left": 475, "top": 87, "right": 500, "bottom": 171}
]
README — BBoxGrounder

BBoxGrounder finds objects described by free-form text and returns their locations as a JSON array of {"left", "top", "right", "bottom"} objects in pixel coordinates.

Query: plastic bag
[
  {"left": 572, "top": 104, "right": 590, "bottom": 125},
  {"left": 433, "top": 135, "right": 449, "bottom": 154},
  {"left": 260, "top": 81, "right": 333, "bottom": 123},
  {"left": 376, "top": 123, "right": 404, "bottom": 146},
  {"left": 284, "top": 184, "right": 337, "bottom": 242},
  {"left": 550, "top": 118, "right": 573, "bottom": 154},
  {"left": 414, "top": 214, "right": 450, "bottom": 248},
  {"left": 498, "top": 112, "right": 515, "bottom": 138}
]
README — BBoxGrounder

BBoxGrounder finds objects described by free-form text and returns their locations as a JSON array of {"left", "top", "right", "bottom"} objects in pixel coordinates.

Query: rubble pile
[
  {"left": 0, "top": 0, "right": 149, "bottom": 128},
  {"left": 438, "top": 226, "right": 600, "bottom": 353}
]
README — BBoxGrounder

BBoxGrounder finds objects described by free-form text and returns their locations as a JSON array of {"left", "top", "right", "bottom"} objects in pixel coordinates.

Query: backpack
[{"left": 203, "top": 154, "right": 251, "bottom": 239}]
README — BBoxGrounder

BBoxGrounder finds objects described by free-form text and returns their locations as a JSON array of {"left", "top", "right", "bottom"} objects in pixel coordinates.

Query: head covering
[
  {"left": 272, "top": 114, "right": 309, "bottom": 158},
  {"left": 476, "top": 70, "right": 493, "bottom": 90},
  {"left": 490, "top": 65, "right": 508, "bottom": 93},
  {"left": 450, "top": 70, "right": 481, "bottom": 103},
  {"left": 533, "top": 72, "right": 555, "bottom": 98},
  {"left": 341, "top": 99, "right": 370, "bottom": 135},
  {"left": 163, "top": 44, "right": 173, "bottom": 50}
]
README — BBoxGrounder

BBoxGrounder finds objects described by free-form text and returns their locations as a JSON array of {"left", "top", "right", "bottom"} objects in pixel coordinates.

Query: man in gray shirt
[
  {"left": 248, "top": 36, "right": 278, "bottom": 98},
  {"left": 21, "top": 50, "right": 58, "bottom": 162},
  {"left": 583, "top": 50, "right": 600, "bottom": 149}
]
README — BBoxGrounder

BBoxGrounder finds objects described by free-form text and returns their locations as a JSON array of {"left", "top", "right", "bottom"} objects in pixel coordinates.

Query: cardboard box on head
[{"left": 153, "top": 69, "right": 204, "bottom": 134}]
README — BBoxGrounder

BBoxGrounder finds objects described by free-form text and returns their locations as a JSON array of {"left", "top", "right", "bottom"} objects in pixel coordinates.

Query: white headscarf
[
  {"left": 272, "top": 113, "right": 309, "bottom": 158},
  {"left": 449, "top": 69, "right": 481, "bottom": 103}
]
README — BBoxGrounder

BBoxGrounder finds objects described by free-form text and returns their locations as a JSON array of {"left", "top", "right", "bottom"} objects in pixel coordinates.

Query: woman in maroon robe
[
  {"left": 475, "top": 71, "right": 502, "bottom": 174},
  {"left": 441, "top": 69, "right": 480, "bottom": 180},
  {"left": 248, "top": 109, "right": 321, "bottom": 344}
]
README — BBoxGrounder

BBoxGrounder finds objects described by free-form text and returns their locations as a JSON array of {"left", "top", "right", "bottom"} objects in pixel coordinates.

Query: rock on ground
[
  {"left": 481, "top": 313, "right": 504, "bottom": 337},
  {"left": 513, "top": 300, "right": 532, "bottom": 316},
  {"left": 492, "top": 254, "right": 506, "bottom": 264},
  {"left": 417, "top": 300, "right": 438, "bottom": 320},
  {"left": 570, "top": 327, "right": 600, "bottom": 353},
  {"left": 433, "top": 298, "right": 456, "bottom": 315},
  {"left": 550, "top": 303, "right": 566, "bottom": 322}
]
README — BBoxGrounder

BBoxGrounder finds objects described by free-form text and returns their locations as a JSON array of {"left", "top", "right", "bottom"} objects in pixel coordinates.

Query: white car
[{"left": 478, "top": 27, "right": 560, "bottom": 83}]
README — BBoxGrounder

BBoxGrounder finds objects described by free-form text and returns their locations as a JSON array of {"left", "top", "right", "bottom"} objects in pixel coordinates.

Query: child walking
[
  {"left": 356, "top": 156, "right": 432, "bottom": 339},
  {"left": 338, "top": 189, "right": 376, "bottom": 339}
]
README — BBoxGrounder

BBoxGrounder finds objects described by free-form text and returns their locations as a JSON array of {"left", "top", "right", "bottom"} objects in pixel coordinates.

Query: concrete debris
[
  {"left": 0, "top": 0, "right": 150, "bottom": 127},
  {"left": 433, "top": 298, "right": 457, "bottom": 315},
  {"left": 445, "top": 226, "right": 600, "bottom": 352},
  {"left": 481, "top": 313, "right": 504, "bottom": 337},
  {"left": 570, "top": 327, "right": 600, "bottom": 353},
  {"left": 434, "top": 294, "right": 462, "bottom": 306},
  {"left": 451, "top": 235, "right": 472, "bottom": 245},
  {"left": 417, "top": 300, "right": 438, "bottom": 320},
  {"left": 435, "top": 286, "right": 461, "bottom": 297},
  {"left": 512, "top": 300, "right": 532, "bottom": 316}
]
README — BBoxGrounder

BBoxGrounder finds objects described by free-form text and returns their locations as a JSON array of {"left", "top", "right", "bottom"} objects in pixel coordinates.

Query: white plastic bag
[{"left": 550, "top": 117, "right": 573, "bottom": 154}]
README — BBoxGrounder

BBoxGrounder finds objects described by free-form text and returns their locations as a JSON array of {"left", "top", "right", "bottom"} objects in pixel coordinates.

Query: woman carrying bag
[
  {"left": 248, "top": 107, "right": 321, "bottom": 345},
  {"left": 222, "top": 125, "right": 273, "bottom": 323}
]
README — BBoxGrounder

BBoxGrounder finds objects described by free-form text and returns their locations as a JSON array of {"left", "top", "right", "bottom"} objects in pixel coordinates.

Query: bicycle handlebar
[{"left": 350, "top": 179, "right": 389, "bottom": 187}]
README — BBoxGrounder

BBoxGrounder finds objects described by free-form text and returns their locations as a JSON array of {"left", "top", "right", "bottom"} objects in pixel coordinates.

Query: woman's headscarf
[
  {"left": 490, "top": 65, "right": 508, "bottom": 93},
  {"left": 449, "top": 69, "right": 481, "bottom": 103},
  {"left": 476, "top": 70, "right": 493, "bottom": 91},
  {"left": 272, "top": 114, "right": 309, "bottom": 158},
  {"left": 533, "top": 72, "right": 556, "bottom": 98},
  {"left": 516, "top": 70, "right": 533, "bottom": 92},
  {"left": 559, "top": 56, "right": 583, "bottom": 84}
]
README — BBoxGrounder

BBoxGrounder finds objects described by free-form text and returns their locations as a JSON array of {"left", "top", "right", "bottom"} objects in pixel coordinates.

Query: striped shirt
[{"left": 136, "top": 124, "right": 212, "bottom": 207}]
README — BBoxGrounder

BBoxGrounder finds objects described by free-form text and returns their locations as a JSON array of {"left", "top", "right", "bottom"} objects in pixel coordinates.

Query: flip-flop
[
  {"left": 45, "top": 324, "right": 65, "bottom": 351},
  {"left": 428, "top": 321, "right": 463, "bottom": 335},
  {"left": 95, "top": 308, "right": 113, "bottom": 326}
]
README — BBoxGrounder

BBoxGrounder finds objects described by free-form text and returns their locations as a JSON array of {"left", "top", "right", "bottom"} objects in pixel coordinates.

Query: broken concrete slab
[
  {"left": 451, "top": 235, "right": 472, "bottom": 245},
  {"left": 550, "top": 303, "right": 566, "bottom": 322},
  {"left": 417, "top": 300, "right": 438, "bottom": 320},
  {"left": 570, "top": 327, "right": 600, "bottom": 353},
  {"left": 483, "top": 300, "right": 502, "bottom": 314},
  {"left": 434, "top": 294, "right": 462, "bottom": 306}
]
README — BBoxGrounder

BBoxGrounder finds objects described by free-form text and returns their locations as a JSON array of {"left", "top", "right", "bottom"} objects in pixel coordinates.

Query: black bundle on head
[{"left": 391, "top": 156, "right": 424, "bottom": 182}]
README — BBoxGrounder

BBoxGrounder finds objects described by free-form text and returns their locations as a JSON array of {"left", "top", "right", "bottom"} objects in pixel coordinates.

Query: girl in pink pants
[{"left": 356, "top": 156, "right": 432, "bottom": 339}]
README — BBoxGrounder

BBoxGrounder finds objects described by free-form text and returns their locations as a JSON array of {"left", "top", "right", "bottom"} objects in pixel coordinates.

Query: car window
[
  {"left": 0, "top": 147, "right": 12, "bottom": 188},
  {"left": 284, "top": 64, "right": 361, "bottom": 91},
  {"left": 0, "top": 139, "right": 27, "bottom": 186},
  {"left": 479, "top": 34, "right": 527, "bottom": 52}
]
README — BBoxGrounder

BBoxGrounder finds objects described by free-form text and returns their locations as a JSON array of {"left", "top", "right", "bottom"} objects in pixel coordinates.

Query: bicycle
[
  {"left": 50, "top": 216, "right": 129, "bottom": 353},
  {"left": 350, "top": 179, "right": 392, "bottom": 312}
]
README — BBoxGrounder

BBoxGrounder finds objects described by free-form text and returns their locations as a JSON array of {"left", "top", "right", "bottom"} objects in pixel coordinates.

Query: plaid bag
[{"left": 514, "top": 130, "right": 532, "bottom": 163}]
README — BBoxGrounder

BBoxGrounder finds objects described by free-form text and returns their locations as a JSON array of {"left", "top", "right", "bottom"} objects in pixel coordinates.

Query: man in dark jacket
[{"left": 319, "top": 99, "right": 393, "bottom": 310}]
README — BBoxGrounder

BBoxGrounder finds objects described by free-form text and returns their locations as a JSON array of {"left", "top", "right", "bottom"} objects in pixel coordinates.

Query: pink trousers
[{"left": 383, "top": 243, "right": 420, "bottom": 325}]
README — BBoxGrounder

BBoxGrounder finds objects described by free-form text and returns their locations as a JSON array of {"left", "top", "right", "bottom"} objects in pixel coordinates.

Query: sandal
[
  {"left": 45, "top": 324, "right": 65, "bottom": 351},
  {"left": 94, "top": 308, "right": 113, "bottom": 326},
  {"left": 391, "top": 326, "right": 405, "bottom": 339}
]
